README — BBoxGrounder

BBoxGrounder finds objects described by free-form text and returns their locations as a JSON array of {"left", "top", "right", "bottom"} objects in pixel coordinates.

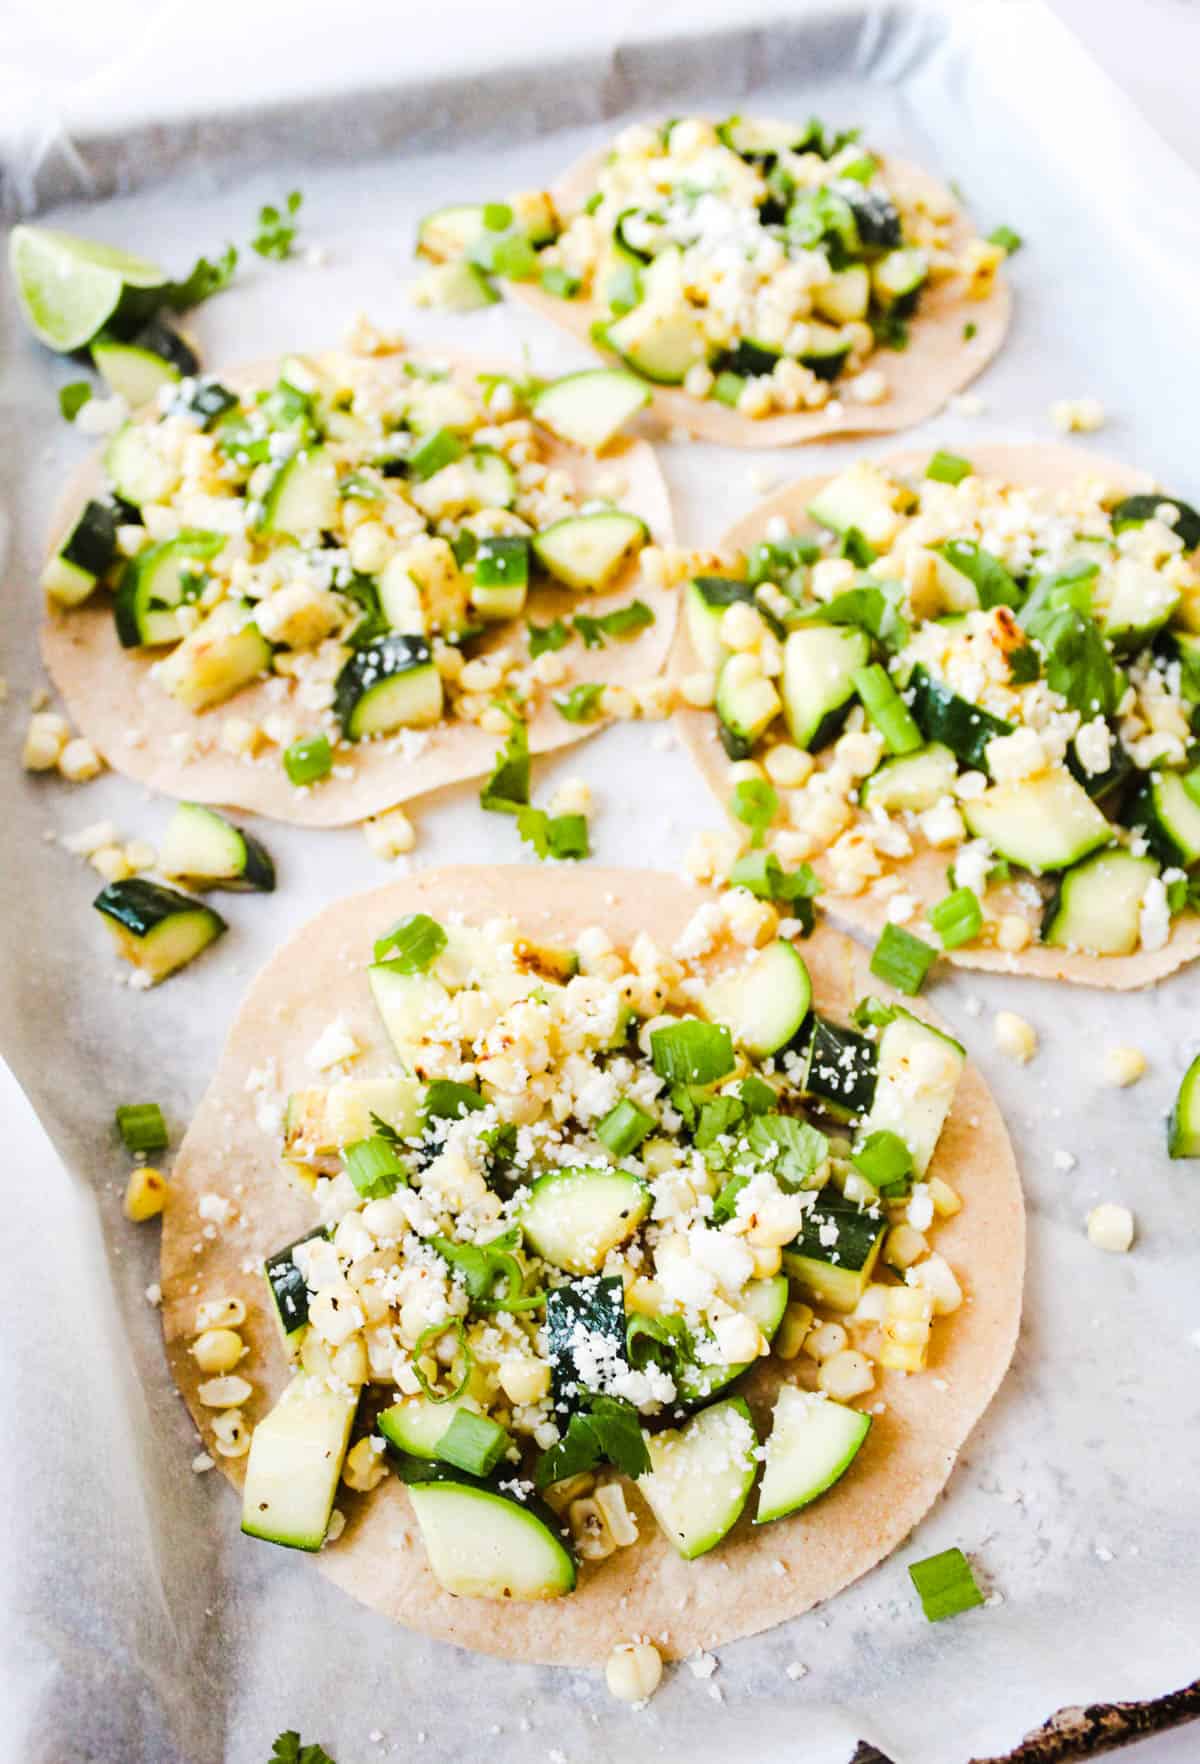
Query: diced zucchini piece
[
  {"left": 607, "top": 299, "right": 710, "bottom": 385},
  {"left": 263, "top": 1227, "right": 328, "bottom": 1354},
  {"left": 520, "top": 1167, "right": 649, "bottom": 1275},
  {"left": 715, "top": 651, "right": 783, "bottom": 758},
  {"left": 702, "top": 939, "right": 812, "bottom": 1058},
  {"left": 156, "top": 600, "right": 272, "bottom": 711},
  {"left": 532, "top": 369, "right": 650, "bottom": 452},
  {"left": 545, "top": 1275, "right": 627, "bottom": 1412},
  {"left": 860, "top": 1011, "right": 964, "bottom": 1178},
  {"left": 91, "top": 318, "right": 198, "bottom": 406},
  {"left": 783, "top": 1185, "right": 887, "bottom": 1310},
  {"left": 1092, "top": 558, "right": 1179, "bottom": 649},
  {"left": 717, "top": 116, "right": 815, "bottom": 157},
  {"left": 637, "top": 1397, "right": 758, "bottom": 1559},
  {"left": 159, "top": 802, "right": 275, "bottom": 892},
  {"left": 93, "top": 878, "right": 225, "bottom": 983},
  {"left": 782, "top": 625, "right": 871, "bottom": 750},
  {"left": 1112, "top": 493, "right": 1200, "bottom": 552},
  {"left": 675, "top": 1275, "right": 789, "bottom": 1405},
  {"left": 41, "top": 499, "right": 121, "bottom": 608},
  {"left": 532, "top": 511, "right": 648, "bottom": 591},
  {"left": 421, "top": 259, "right": 499, "bottom": 311},
  {"left": 808, "top": 463, "right": 905, "bottom": 545},
  {"left": 812, "top": 265, "right": 870, "bottom": 324},
  {"left": 1043, "top": 849, "right": 1159, "bottom": 956},
  {"left": 403, "top": 1474, "right": 576, "bottom": 1599},
  {"left": 1169, "top": 1053, "right": 1200, "bottom": 1158},
  {"left": 333, "top": 634, "right": 444, "bottom": 740},
  {"left": 113, "top": 529, "right": 226, "bottom": 647},
  {"left": 871, "top": 247, "right": 928, "bottom": 309},
  {"left": 906, "top": 664, "right": 1013, "bottom": 771},
  {"left": 861, "top": 742, "right": 958, "bottom": 812},
  {"left": 104, "top": 422, "right": 180, "bottom": 506},
  {"left": 471, "top": 535, "right": 529, "bottom": 620},
  {"left": 416, "top": 204, "right": 490, "bottom": 261},
  {"left": 799, "top": 1017, "right": 878, "bottom": 1121},
  {"left": 282, "top": 1076, "right": 424, "bottom": 1158},
  {"left": 799, "top": 326, "right": 852, "bottom": 382},
  {"left": 241, "top": 1374, "right": 358, "bottom": 1550},
  {"left": 368, "top": 964, "right": 450, "bottom": 1069},
  {"left": 257, "top": 448, "right": 339, "bottom": 539},
  {"left": 378, "top": 1392, "right": 479, "bottom": 1457},
  {"left": 1128, "top": 771, "right": 1200, "bottom": 869},
  {"left": 685, "top": 576, "right": 756, "bottom": 671},
  {"left": 415, "top": 447, "right": 515, "bottom": 515},
  {"left": 962, "top": 769, "right": 1113, "bottom": 872},
  {"left": 755, "top": 1386, "right": 871, "bottom": 1523}
]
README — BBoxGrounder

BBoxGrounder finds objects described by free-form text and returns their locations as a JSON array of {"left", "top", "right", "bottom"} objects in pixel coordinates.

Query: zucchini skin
[
  {"left": 545, "top": 1275, "right": 626, "bottom": 1413},
  {"left": 907, "top": 663, "right": 1012, "bottom": 771},
  {"left": 1112, "top": 494, "right": 1200, "bottom": 553},
  {"left": 333, "top": 633, "right": 437, "bottom": 740},
  {"left": 800, "top": 1017, "right": 878, "bottom": 1121},
  {"left": 61, "top": 500, "right": 119, "bottom": 577},
  {"left": 93, "top": 877, "right": 221, "bottom": 938}
]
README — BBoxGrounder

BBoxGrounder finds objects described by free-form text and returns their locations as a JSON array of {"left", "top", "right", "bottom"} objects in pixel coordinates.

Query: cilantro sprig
[{"left": 253, "top": 191, "right": 304, "bottom": 260}]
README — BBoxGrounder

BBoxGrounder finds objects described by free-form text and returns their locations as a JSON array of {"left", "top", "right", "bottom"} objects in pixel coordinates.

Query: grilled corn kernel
[
  {"left": 1103, "top": 1045, "right": 1146, "bottom": 1088},
  {"left": 569, "top": 1496, "right": 616, "bottom": 1561},
  {"left": 885, "top": 1224, "right": 929, "bottom": 1270},
  {"left": 196, "top": 1295, "right": 246, "bottom": 1331},
  {"left": 342, "top": 1435, "right": 389, "bottom": 1491},
  {"left": 803, "top": 1321, "right": 849, "bottom": 1362},
  {"left": 994, "top": 1011, "right": 1038, "bottom": 1063},
  {"left": 774, "top": 1301, "right": 814, "bottom": 1360},
  {"left": 606, "top": 1640, "right": 663, "bottom": 1704},
  {"left": 211, "top": 1409, "right": 251, "bottom": 1457},
  {"left": 927, "top": 1176, "right": 962, "bottom": 1218},
  {"left": 499, "top": 1356, "right": 550, "bottom": 1406},
  {"left": 818, "top": 1348, "right": 876, "bottom": 1400},
  {"left": 1086, "top": 1202, "right": 1135, "bottom": 1254},
  {"left": 198, "top": 1374, "right": 252, "bottom": 1409},
  {"left": 191, "top": 1328, "right": 244, "bottom": 1374},
  {"left": 123, "top": 1166, "right": 167, "bottom": 1221}
]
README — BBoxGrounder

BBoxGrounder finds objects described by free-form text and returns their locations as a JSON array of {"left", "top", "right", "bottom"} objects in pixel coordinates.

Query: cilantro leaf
[
  {"left": 527, "top": 617, "right": 569, "bottom": 658},
  {"left": 572, "top": 599, "right": 655, "bottom": 649},
  {"left": 744, "top": 1114, "right": 829, "bottom": 1188},
  {"left": 535, "top": 1394, "right": 649, "bottom": 1488},
  {"left": 270, "top": 1730, "right": 335, "bottom": 1764},
  {"left": 253, "top": 191, "right": 303, "bottom": 260},
  {"left": 694, "top": 1095, "right": 746, "bottom": 1150},
  {"left": 727, "top": 850, "right": 821, "bottom": 931},
  {"left": 162, "top": 243, "right": 238, "bottom": 310},
  {"left": 517, "top": 806, "right": 590, "bottom": 861},
  {"left": 480, "top": 712, "right": 530, "bottom": 813},
  {"left": 58, "top": 381, "right": 92, "bottom": 421},
  {"left": 933, "top": 540, "right": 1021, "bottom": 610},
  {"left": 553, "top": 683, "right": 606, "bottom": 723},
  {"left": 801, "top": 583, "right": 909, "bottom": 652}
]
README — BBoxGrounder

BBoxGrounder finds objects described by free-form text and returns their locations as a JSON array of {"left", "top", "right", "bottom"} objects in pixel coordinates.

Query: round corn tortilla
[
  {"left": 671, "top": 442, "right": 1200, "bottom": 988},
  {"left": 510, "top": 149, "right": 1011, "bottom": 448},
  {"left": 162, "top": 865, "right": 1023, "bottom": 1664},
  {"left": 41, "top": 351, "right": 676, "bottom": 828}
]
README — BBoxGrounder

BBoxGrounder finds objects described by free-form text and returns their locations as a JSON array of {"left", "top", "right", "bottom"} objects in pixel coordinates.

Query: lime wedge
[{"left": 9, "top": 225, "right": 166, "bottom": 352}]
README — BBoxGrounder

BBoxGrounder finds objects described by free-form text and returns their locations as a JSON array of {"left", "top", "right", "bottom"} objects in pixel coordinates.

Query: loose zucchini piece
[
  {"left": 531, "top": 369, "right": 650, "bottom": 452},
  {"left": 962, "top": 769, "right": 1113, "bottom": 872},
  {"left": 93, "top": 878, "right": 226, "bottom": 983},
  {"left": 532, "top": 511, "right": 648, "bottom": 591},
  {"left": 421, "top": 259, "right": 499, "bottom": 311},
  {"left": 783, "top": 1186, "right": 887, "bottom": 1311},
  {"left": 333, "top": 634, "right": 444, "bottom": 740},
  {"left": 1128, "top": 771, "right": 1200, "bottom": 868},
  {"left": 755, "top": 1386, "right": 871, "bottom": 1523},
  {"left": 800, "top": 328, "right": 852, "bottom": 382},
  {"left": 871, "top": 247, "right": 928, "bottom": 310},
  {"left": 685, "top": 575, "right": 756, "bottom": 671},
  {"left": 416, "top": 203, "right": 490, "bottom": 261},
  {"left": 41, "top": 499, "right": 120, "bottom": 607},
  {"left": 159, "top": 802, "right": 276, "bottom": 892},
  {"left": 283, "top": 1076, "right": 424, "bottom": 1158},
  {"left": 675, "top": 1275, "right": 789, "bottom": 1405},
  {"left": 807, "top": 462, "right": 904, "bottom": 544},
  {"left": 1042, "top": 849, "right": 1159, "bottom": 956},
  {"left": 520, "top": 1167, "right": 649, "bottom": 1275},
  {"left": 104, "top": 422, "right": 180, "bottom": 507},
  {"left": 637, "top": 1397, "right": 758, "bottom": 1559},
  {"left": 861, "top": 1011, "right": 964, "bottom": 1178},
  {"left": 799, "top": 1016, "right": 878, "bottom": 1121},
  {"left": 607, "top": 299, "right": 709, "bottom": 385},
  {"left": 1168, "top": 1053, "right": 1200, "bottom": 1157},
  {"left": 113, "top": 529, "right": 226, "bottom": 648},
  {"left": 1092, "top": 558, "right": 1179, "bottom": 649},
  {"left": 716, "top": 651, "right": 783, "bottom": 758},
  {"left": 257, "top": 448, "right": 338, "bottom": 539},
  {"left": 907, "top": 664, "right": 1013, "bottom": 771},
  {"left": 91, "top": 319, "right": 198, "bottom": 406},
  {"left": 841, "top": 185, "right": 902, "bottom": 253},
  {"left": 378, "top": 1392, "right": 479, "bottom": 1457},
  {"left": 172, "top": 377, "right": 238, "bottom": 428},
  {"left": 717, "top": 116, "right": 814, "bottom": 157},
  {"left": 263, "top": 1226, "right": 328, "bottom": 1354},
  {"left": 702, "top": 939, "right": 812, "bottom": 1058},
  {"left": 402, "top": 1472, "right": 576, "bottom": 1599},
  {"left": 813, "top": 264, "right": 870, "bottom": 324},
  {"left": 1111, "top": 493, "right": 1200, "bottom": 553},
  {"left": 861, "top": 742, "right": 958, "bottom": 813},
  {"left": 241, "top": 1374, "right": 358, "bottom": 1551},
  {"left": 156, "top": 600, "right": 272, "bottom": 711},
  {"left": 782, "top": 624, "right": 871, "bottom": 750},
  {"left": 470, "top": 535, "right": 530, "bottom": 620},
  {"left": 368, "top": 963, "right": 450, "bottom": 1069},
  {"left": 545, "top": 1275, "right": 627, "bottom": 1412}
]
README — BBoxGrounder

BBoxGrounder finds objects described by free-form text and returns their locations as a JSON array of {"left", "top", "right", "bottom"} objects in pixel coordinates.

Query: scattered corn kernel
[
  {"left": 775, "top": 1301, "right": 814, "bottom": 1359},
  {"left": 191, "top": 1328, "right": 244, "bottom": 1374},
  {"left": 196, "top": 1296, "right": 246, "bottom": 1331},
  {"left": 884, "top": 1224, "right": 929, "bottom": 1270},
  {"left": 123, "top": 1165, "right": 167, "bottom": 1221},
  {"left": 363, "top": 806, "right": 416, "bottom": 860},
  {"left": 1086, "top": 1202, "right": 1134, "bottom": 1254},
  {"left": 804, "top": 1321, "right": 849, "bottom": 1362},
  {"left": 343, "top": 1435, "right": 390, "bottom": 1491},
  {"left": 818, "top": 1348, "right": 876, "bottom": 1400},
  {"left": 606, "top": 1640, "right": 663, "bottom": 1704},
  {"left": 1103, "top": 1045, "right": 1146, "bottom": 1088},
  {"left": 211, "top": 1410, "right": 251, "bottom": 1457},
  {"left": 993, "top": 1010, "right": 1038, "bottom": 1063},
  {"left": 198, "top": 1374, "right": 253, "bottom": 1409}
]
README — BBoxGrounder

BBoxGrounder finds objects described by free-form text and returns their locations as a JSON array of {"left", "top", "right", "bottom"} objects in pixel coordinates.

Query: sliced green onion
[
  {"left": 492, "top": 235, "right": 539, "bottom": 280},
  {"left": 963, "top": 321, "right": 977, "bottom": 341},
  {"left": 342, "top": 1135, "right": 407, "bottom": 1199},
  {"left": 59, "top": 381, "right": 93, "bottom": 422},
  {"left": 729, "top": 777, "right": 779, "bottom": 847},
  {"left": 650, "top": 1019, "right": 735, "bottom": 1086},
  {"left": 929, "top": 886, "right": 983, "bottom": 951},
  {"left": 987, "top": 225, "right": 1022, "bottom": 255},
  {"left": 839, "top": 526, "right": 876, "bottom": 568},
  {"left": 516, "top": 807, "right": 589, "bottom": 862},
  {"left": 540, "top": 265, "right": 581, "bottom": 299},
  {"left": 407, "top": 428, "right": 465, "bottom": 481},
  {"left": 423, "top": 1079, "right": 486, "bottom": 1122},
  {"left": 852, "top": 664, "right": 922, "bottom": 755},
  {"left": 852, "top": 1128, "right": 912, "bottom": 1192},
  {"left": 413, "top": 1318, "right": 472, "bottom": 1403},
  {"left": 925, "top": 450, "right": 973, "bottom": 486},
  {"left": 373, "top": 911, "right": 446, "bottom": 972},
  {"left": 596, "top": 1098, "right": 655, "bottom": 1158},
  {"left": 869, "top": 923, "right": 937, "bottom": 996},
  {"left": 435, "top": 1408, "right": 510, "bottom": 1477},
  {"left": 909, "top": 1547, "right": 985, "bottom": 1621},
  {"left": 483, "top": 202, "right": 513, "bottom": 232},
  {"left": 711, "top": 369, "right": 745, "bottom": 408},
  {"left": 115, "top": 1102, "right": 168, "bottom": 1154},
  {"left": 283, "top": 734, "right": 332, "bottom": 786},
  {"left": 727, "top": 850, "right": 821, "bottom": 926}
]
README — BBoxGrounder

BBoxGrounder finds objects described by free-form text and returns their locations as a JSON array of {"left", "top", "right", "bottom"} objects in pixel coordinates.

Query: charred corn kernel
[
  {"left": 1086, "top": 1202, "right": 1135, "bottom": 1253},
  {"left": 633, "top": 679, "right": 674, "bottom": 719},
  {"left": 927, "top": 1176, "right": 962, "bottom": 1218},
  {"left": 196, "top": 1296, "right": 246, "bottom": 1331},
  {"left": 211, "top": 1409, "right": 250, "bottom": 1458},
  {"left": 198, "top": 1374, "right": 252, "bottom": 1409},
  {"left": 499, "top": 1356, "right": 550, "bottom": 1406},
  {"left": 679, "top": 670, "right": 717, "bottom": 709},
  {"left": 1050, "top": 397, "right": 1105, "bottom": 435},
  {"left": 749, "top": 1242, "right": 783, "bottom": 1279},
  {"left": 852, "top": 1283, "right": 890, "bottom": 1324},
  {"left": 343, "top": 1435, "right": 389, "bottom": 1491},
  {"left": 58, "top": 737, "right": 103, "bottom": 782},
  {"left": 720, "top": 601, "right": 766, "bottom": 652},
  {"left": 22, "top": 711, "right": 71, "bottom": 771},
  {"left": 763, "top": 743, "right": 814, "bottom": 788},
  {"left": 775, "top": 1301, "right": 814, "bottom": 1360},
  {"left": 908, "top": 1252, "right": 963, "bottom": 1315},
  {"left": 880, "top": 1286, "right": 933, "bottom": 1371},
  {"left": 332, "top": 1334, "right": 370, "bottom": 1387},
  {"left": 602, "top": 683, "right": 636, "bottom": 720},
  {"left": 123, "top": 1166, "right": 167, "bottom": 1221},
  {"left": 804, "top": 1321, "right": 849, "bottom": 1362},
  {"left": 459, "top": 658, "right": 502, "bottom": 694},
  {"left": 606, "top": 1640, "right": 663, "bottom": 1704},
  {"left": 995, "top": 914, "right": 1032, "bottom": 953},
  {"left": 885, "top": 1224, "right": 929, "bottom": 1270},
  {"left": 819, "top": 1348, "right": 876, "bottom": 1400},
  {"left": 192, "top": 1328, "right": 244, "bottom": 1374},
  {"left": 595, "top": 1480, "right": 639, "bottom": 1547},
  {"left": 363, "top": 806, "right": 416, "bottom": 860},
  {"left": 542, "top": 1471, "right": 596, "bottom": 1514},
  {"left": 569, "top": 1496, "right": 616, "bottom": 1561},
  {"left": 1103, "top": 1045, "right": 1146, "bottom": 1087},
  {"left": 994, "top": 1010, "right": 1038, "bottom": 1064}
]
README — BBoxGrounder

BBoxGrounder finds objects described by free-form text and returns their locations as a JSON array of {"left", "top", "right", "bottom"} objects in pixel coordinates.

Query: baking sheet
[{"left": 2, "top": 3, "right": 1200, "bottom": 1761}]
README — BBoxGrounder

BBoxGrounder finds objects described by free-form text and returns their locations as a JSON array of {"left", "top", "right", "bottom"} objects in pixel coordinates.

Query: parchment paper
[{"left": 2, "top": 4, "right": 1199, "bottom": 1763}]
